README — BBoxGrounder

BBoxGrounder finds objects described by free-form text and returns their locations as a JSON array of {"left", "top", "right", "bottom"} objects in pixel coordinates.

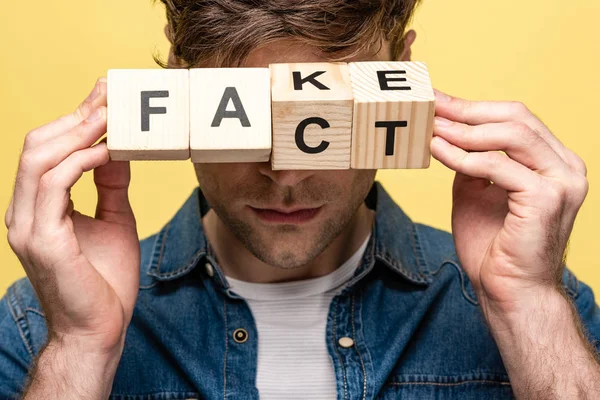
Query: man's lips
[{"left": 248, "top": 205, "right": 322, "bottom": 224}]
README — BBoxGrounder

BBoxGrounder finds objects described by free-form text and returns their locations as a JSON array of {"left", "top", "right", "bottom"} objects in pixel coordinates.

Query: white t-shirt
[{"left": 225, "top": 234, "right": 371, "bottom": 399}]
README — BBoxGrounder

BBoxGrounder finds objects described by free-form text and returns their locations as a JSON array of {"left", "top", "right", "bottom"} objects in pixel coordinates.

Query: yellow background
[{"left": 1, "top": 1, "right": 598, "bottom": 296}]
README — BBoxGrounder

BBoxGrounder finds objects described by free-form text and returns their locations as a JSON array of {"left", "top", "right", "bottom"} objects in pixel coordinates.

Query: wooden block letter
[
  {"left": 349, "top": 61, "right": 435, "bottom": 169},
  {"left": 189, "top": 68, "right": 271, "bottom": 163},
  {"left": 107, "top": 69, "right": 190, "bottom": 160},
  {"left": 270, "top": 62, "right": 353, "bottom": 170}
]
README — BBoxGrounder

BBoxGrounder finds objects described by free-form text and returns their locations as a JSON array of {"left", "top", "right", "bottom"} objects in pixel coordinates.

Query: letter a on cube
[
  {"left": 349, "top": 61, "right": 435, "bottom": 169},
  {"left": 107, "top": 69, "right": 190, "bottom": 160},
  {"left": 189, "top": 68, "right": 271, "bottom": 163},
  {"left": 270, "top": 63, "right": 353, "bottom": 170}
]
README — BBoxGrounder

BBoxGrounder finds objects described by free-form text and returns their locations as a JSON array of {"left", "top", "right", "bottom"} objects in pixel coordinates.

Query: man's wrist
[
  {"left": 478, "top": 284, "right": 587, "bottom": 352},
  {"left": 478, "top": 284, "right": 600, "bottom": 398},
  {"left": 478, "top": 284, "right": 565, "bottom": 329},
  {"left": 22, "top": 334, "right": 124, "bottom": 400}
]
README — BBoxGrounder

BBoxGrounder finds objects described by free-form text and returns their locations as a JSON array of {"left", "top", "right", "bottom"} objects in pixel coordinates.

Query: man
[{"left": 1, "top": 0, "right": 599, "bottom": 398}]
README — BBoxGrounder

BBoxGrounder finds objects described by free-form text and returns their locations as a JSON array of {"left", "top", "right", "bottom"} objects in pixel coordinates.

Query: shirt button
[
  {"left": 233, "top": 328, "right": 248, "bottom": 343},
  {"left": 338, "top": 337, "right": 354, "bottom": 348},
  {"left": 205, "top": 262, "right": 214, "bottom": 277}
]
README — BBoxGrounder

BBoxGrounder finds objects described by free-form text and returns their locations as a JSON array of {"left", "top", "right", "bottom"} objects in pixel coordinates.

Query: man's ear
[
  {"left": 395, "top": 29, "right": 417, "bottom": 61},
  {"left": 164, "top": 24, "right": 173, "bottom": 44},
  {"left": 164, "top": 24, "right": 180, "bottom": 68}
]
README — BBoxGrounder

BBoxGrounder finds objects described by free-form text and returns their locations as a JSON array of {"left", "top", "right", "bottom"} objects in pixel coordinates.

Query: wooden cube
[
  {"left": 107, "top": 69, "right": 190, "bottom": 160},
  {"left": 349, "top": 61, "right": 435, "bottom": 169},
  {"left": 270, "top": 62, "right": 353, "bottom": 170},
  {"left": 189, "top": 68, "right": 271, "bottom": 163}
]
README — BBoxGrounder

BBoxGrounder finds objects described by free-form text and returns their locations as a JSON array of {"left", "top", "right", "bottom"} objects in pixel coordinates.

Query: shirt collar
[{"left": 146, "top": 180, "right": 432, "bottom": 286}]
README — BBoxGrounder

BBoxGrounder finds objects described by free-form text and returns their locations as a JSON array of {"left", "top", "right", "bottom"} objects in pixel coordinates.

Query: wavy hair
[{"left": 153, "top": 0, "right": 422, "bottom": 68}]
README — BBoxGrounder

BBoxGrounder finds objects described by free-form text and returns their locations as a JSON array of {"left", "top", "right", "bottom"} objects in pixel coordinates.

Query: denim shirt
[{"left": 1, "top": 181, "right": 599, "bottom": 400}]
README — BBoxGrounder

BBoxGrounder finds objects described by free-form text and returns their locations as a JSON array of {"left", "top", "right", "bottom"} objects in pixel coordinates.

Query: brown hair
[{"left": 153, "top": 0, "right": 422, "bottom": 68}]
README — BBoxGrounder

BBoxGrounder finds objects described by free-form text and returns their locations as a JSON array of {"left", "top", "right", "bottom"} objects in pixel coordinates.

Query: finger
[
  {"left": 5, "top": 163, "right": 20, "bottom": 228},
  {"left": 4, "top": 194, "right": 14, "bottom": 229},
  {"left": 66, "top": 197, "right": 75, "bottom": 217},
  {"left": 11, "top": 107, "right": 107, "bottom": 230},
  {"left": 93, "top": 139, "right": 136, "bottom": 228},
  {"left": 433, "top": 89, "right": 569, "bottom": 164},
  {"left": 452, "top": 171, "right": 493, "bottom": 194},
  {"left": 561, "top": 147, "right": 588, "bottom": 177},
  {"left": 433, "top": 117, "right": 569, "bottom": 177},
  {"left": 33, "top": 141, "right": 110, "bottom": 228},
  {"left": 430, "top": 136, "right": 540, "bottom": 192},
  {"left": 24, "top": 78, "right": 107, "bottom": 151}
]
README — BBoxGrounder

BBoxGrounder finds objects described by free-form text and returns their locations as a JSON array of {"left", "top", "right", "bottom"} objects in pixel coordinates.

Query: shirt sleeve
[
  {"left": 0, "top": 284, "right": 33, "bottom": 399},
  {"left": 571, "top": 273, "right": 600, "bottom": 357}
]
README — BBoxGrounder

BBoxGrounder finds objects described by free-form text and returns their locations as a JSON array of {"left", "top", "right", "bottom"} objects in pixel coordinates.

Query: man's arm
[
  {"left": 0, "top": 282, "right": 125, "bottom": 400},
  {"left": 430, "top": 88, "right": 599, "bottom": 398},
  {"left": 481, "top": 280, "right": 600, "bottom": 399},
  {"left": 21, "top": 334, "right": 124, "bottom": 400},
  {"left": 2, "top": 77, "right": 140, "bottom": 399}
]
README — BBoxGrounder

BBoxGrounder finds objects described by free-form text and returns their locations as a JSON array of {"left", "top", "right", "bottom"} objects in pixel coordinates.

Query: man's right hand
[{"left": 4, "top": 77, "right": 140, "bottom": 359}]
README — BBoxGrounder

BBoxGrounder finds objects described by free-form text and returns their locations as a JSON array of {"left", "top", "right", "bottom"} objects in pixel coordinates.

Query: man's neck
[{"left": 202, "top": 204, "right": 374, "bottom": 284}]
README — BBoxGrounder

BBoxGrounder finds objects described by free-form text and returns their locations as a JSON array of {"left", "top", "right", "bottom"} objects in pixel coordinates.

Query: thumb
[{"left": 93, "top": 139, "right": 136, "bottom": 228}]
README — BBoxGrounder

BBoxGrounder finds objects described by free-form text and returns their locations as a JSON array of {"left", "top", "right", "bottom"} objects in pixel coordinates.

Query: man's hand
[
  {"left": 430, "top": 88, "right": 599, "bottom": 398},
  {"left": 430, "top": 89, "right": 588, "bottom": 312},
  {"left": 4, "top": 78, "right": 140, "bottom": 398}
]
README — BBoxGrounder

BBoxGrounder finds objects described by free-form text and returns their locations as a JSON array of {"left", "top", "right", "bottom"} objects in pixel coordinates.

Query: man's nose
[{"left": 257, "top": 162, "right": 316, "bottom": 187}]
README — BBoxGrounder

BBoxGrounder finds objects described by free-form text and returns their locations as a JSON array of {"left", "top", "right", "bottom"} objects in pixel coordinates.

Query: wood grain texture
[
  {"left": 189, "top": 68, "right": 271, "bottom": 163},
  {"left": 270, "top": 62, "right": 353, "bottom": 170},
  {"left": 107, "top": 69, "right": 190, "bottom": 161},
  {"left": 349, "top": 61, "right": 435, "bottom": 169}
]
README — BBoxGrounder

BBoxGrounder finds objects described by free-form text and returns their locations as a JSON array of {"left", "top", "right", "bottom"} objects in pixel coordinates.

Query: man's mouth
[{"left": 248, "top": 205, "right": 322, "bottom": 224}]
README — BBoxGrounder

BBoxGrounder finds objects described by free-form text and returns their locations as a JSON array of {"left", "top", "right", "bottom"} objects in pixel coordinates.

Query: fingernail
[
  {"left": 434, "top": 116, "right": 452, "bottom": 127},
  {"left": 431, "top": 136, "right": 448, "bottom": 145},
  {"left": 85, "top": 108, "right": 103, "bottom": 122},
  {"left": 434, "top": 89, "right": 451, "bottom": 102},
  {"left": 85, "top": 84, "right": 101, "bottom": 103},
  {"left": 92, "top": 140, "right": 107, "bottom": 149}
]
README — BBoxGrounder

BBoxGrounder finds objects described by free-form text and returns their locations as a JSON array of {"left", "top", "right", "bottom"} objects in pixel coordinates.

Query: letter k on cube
[{"left": 106, "top": 61, "right": 435, "bottom": 170}]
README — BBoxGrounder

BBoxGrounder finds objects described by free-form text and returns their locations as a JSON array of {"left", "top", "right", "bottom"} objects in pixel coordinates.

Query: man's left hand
[{"left": 429, "top": 88, "right": 589, "bottom": 317}]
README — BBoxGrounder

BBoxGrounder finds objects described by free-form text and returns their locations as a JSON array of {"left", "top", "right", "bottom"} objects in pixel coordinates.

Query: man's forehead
[{"left": 239, "top": 38, "right": 391, "bottom": 68}]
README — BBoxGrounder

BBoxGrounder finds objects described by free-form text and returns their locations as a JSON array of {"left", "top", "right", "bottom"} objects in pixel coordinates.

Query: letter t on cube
[
  {"left": 107, "top": 69, "right": 190, "bottom": 160},
  {"left": 349, "top": 61, "right": 435, "bottom": 169}
]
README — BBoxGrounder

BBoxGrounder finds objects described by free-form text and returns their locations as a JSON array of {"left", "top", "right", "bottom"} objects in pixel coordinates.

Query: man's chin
[
  {"left": 223, "top": 212, "right": 344, "bottom": 269},
  {"left": 245, "top": 233, "right": 326, "bottom": 269},
  {"left": 262, "top": 252, "right": 313, "bottom": 270}
]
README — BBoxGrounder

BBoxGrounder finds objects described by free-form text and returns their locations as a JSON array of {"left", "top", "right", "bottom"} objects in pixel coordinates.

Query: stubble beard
[{"left": 212, "top": 200, "right": 362, "bottom": 270}]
